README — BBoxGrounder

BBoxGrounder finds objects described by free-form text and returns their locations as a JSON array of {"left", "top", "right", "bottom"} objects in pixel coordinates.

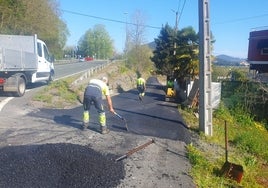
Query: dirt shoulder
[{"left": 69, "top": 61, "right": 166, "bottom": 105}]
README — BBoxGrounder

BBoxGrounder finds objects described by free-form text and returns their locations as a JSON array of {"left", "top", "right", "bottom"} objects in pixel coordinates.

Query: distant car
[
  {"left": 79, "top": 58, "right": 85, "bottom": 62},
  {"left": 85, "top": 56, "right": 93, "bottom": 61}
]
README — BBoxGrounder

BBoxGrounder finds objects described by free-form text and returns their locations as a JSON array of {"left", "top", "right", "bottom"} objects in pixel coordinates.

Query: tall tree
[
  {"left": 151, "top": 24, "right": 199, "bottom": 86},
  {"left": 173, "top": 26, "right": 199, "bottom": 80},
  {"left": 151, "top": 24, "right": 176, "bottom": 76},
  {"left": 78, "top": 24, "right": 113, "bottom": 59},
  {"left": 129, "top": 10, "right": 147, "bottom": 49},
  {"left": 0, "top": 0, "right": 25, "bottom": 33},
  {"left": 0, "top": 0, "right": 69, "bottom": 58},
  {"left": 126, "top": 10, "right": 154, "bottom": 74}
]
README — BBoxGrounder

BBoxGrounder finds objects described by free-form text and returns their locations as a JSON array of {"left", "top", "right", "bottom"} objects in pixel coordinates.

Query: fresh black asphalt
[{"left": 27, "top": 77, "right": 191, "bottom": 143}]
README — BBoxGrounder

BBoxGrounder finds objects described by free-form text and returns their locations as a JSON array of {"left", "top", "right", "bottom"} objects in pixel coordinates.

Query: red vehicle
[
  {"left": 248, "top": 28, "right": 268, "bottom": 73},
  {"left": 85, "top": 56, "right": 93, "bottom": 61}
]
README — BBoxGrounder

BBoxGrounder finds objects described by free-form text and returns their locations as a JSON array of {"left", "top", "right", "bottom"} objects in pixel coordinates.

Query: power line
[
  {"left": 212, "top": 13, "right": 268, "bottom": 25},
  {"left": 177, "top": 0, "right": 187, "bottom": 25},
  {"left": 60, "top": 9, "right": 161, "bottom": 29}
]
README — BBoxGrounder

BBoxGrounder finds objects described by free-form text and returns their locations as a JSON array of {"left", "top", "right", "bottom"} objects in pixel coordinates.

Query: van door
[{"left": 37, "top": 40, "right": 51, "bottom": 78}]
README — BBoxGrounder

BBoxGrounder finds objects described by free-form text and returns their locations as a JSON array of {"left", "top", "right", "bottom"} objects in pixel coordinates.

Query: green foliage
[
  {"left": 33, "top": 79, "right": 78, "bottom": 108},
  {"left": 0, "top": 0, "right": 69, "bottom": 59},
  {"left": 234, "top": 131, "right": 268, "bottom": 161},
  {"left": 126, "top": 45, "right": 154, "bottom": 74},
  {"left": 186, "top": 144, "right": 234, "bottom": 188},
  {"left": 0, "top": 0, "right": 25, "bottom": 34},
  {"left": 228, "top": 108, "right": 268, "bottom": 161},
  {"left": 151, "top": 24, "right": 179, "bottom": 76},
  {"left": 184, "top": 104, "right": 268, "bottom": 187},
  {"left": 181, "top": 92, "right": 268, "bottom": 187},
  {"left": 178, "top": 105, "right": 199, "bottom": 130},
  {"left": 78, "top": 24, "right": 113, "bottom": 59},
  {"left": 151, "top": 24, "right": 199, "bottom": 91},
  {"left": 212, "top": 65, "right": 249, "bottom": 82},
  {"left": 118, "top": 65, "right": 129, "bottom": 74},
  {"left": 33, "top": 92, "right": 53, "bottom": 104},
  {"left": 221, "top": 79, "right": 268, "bottom": 122},
  {"left": 229, "top": 69, "right": 249, "bottom": 81},
  {"left": 187, "top": 144, "right": 208, "bottom": 166}
]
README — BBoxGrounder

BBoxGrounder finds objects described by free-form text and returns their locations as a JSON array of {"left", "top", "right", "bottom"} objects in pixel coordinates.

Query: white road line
[
  {"left": 0, "top": 89, "right": 31, "bottom": 112},
  {"left": 0, "top": 97, "right": 14, "bottom": 112}
]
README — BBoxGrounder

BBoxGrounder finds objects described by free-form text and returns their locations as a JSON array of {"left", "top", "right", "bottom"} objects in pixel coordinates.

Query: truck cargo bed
[
  {"left": 0, "top": 48, "right": 37, "bottom": 71},
  {"left": 0, "top": 34, "right": 38, "bottom": 71}
]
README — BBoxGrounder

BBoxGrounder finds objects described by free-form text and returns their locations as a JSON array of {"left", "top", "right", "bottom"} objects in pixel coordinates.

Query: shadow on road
[{"left": 28, "top": 77, "right": 191, "bottom": 143}]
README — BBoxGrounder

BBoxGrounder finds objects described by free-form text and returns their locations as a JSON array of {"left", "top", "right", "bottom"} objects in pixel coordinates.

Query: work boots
[
  {"left": 81, "top": 122, "right": 88, "bottom": 130},
  {"left": 101, "top": 126, "right": 110, "bottom": 134}
]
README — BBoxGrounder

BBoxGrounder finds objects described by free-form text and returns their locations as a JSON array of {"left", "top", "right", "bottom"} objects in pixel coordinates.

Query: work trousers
[
  {"left": 83, "top": 95, "right": 106, "bottom": 127},
  {"left": 137, "top": 85, "right": 145, "bottom": 96}
]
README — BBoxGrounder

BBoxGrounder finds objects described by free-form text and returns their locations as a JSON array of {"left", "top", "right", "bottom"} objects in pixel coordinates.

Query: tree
[
  {"left": 78, "top": 24, "right": 113, "bottom": 59},
  {"left": 127, "top": 45, "right": 154, "bottom": 74},
  {"left": 0, "top": 0, "right": 25, "bottom": 33},
  {"left": 126, "top": 10, "right": 154, "bottom": 74},
  {"left": 129, "top": 10, "right": 147, "bottom": 49},
  {"left": 63, "top": 45, "right": 77, "bottom": 58},
  {"left": 173, "top": 26, "right": 199, "bottom": 80},
  {"left": 151, "top": 24, "right": 176, "bottom": 76},
  {"left": 0, "top": 0, "right": 69, "bottom": 58},
  {"left": 151, "top": 24, "right": 199, "bottom": 88}
]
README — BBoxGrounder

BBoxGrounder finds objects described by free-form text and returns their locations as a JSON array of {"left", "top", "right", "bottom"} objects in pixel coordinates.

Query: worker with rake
[{"left": 82, "top": 77, "right": 115, "bottom": 134}]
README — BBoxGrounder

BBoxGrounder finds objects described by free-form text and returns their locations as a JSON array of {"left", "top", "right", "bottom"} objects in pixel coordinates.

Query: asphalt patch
[{"left": 0, "top": 143, "right": 125, "bottom": 188}]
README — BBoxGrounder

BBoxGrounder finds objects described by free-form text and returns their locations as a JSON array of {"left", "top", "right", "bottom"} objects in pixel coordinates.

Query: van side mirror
[{"left": 49, "top": 55, "right": 55, "bottom": 63}]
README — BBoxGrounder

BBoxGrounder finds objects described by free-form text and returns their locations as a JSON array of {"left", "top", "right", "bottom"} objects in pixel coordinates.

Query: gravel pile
[{"left": 0, "top": 143, "right": 125, "bottom": 188}]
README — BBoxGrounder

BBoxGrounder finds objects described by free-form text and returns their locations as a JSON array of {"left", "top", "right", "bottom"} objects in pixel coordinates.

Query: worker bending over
[{"left": 82, "top": 77, "right": 115, "bottom": 134}]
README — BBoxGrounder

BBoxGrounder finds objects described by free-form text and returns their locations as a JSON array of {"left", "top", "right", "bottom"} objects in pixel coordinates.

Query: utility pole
[
  {"left": 172, "top": 10, "right": 178, "bottom": 55},
  {"left": 175, "top": 11, "right": 178, "bottom": 31},
  {"left": 124, "top": 12, "right": 128, "bottom": 58},
  {"left": 124, "top": 12, "right": 128, "bottom": 64},
  {"left": 198, "top": 0, "right": 213, "bottom": 136}
]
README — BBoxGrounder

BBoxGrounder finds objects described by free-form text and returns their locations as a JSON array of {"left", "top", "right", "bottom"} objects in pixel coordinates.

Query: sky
[{"left": 59, "top": 0, "right": 268, "bottom": 58}]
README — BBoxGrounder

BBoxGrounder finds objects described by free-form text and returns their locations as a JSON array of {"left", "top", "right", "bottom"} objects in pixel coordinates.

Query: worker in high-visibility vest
[
  {"left": 136, "top": 77, "right": 146, "bottom": 101},
  {"left": 82, "top": 77, "right": 115, "bottom": 134}
]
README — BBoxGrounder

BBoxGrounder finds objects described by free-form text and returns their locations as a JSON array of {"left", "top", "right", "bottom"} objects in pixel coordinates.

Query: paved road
[
  {"left": 54, "top": 60, "right": 108, "bottom": 79},
  {"left": 110, "top": 77, "right": 191, "bottom": 142},
  {"left": 0, "top": 76, "right": 195, "bottom": 187},
  {"left": 0, "top": 60, "right": 109, "bottom": 111}
]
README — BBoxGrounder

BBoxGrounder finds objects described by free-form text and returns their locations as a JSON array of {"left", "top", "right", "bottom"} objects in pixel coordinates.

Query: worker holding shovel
[{"left": 82, "top": 77, "right": 115, "bottom": 134}]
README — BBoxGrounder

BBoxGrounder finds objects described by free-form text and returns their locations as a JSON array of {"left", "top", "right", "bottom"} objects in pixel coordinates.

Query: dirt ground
[{"left": 68, "top": 61, "right": 167, "bottom": 105}]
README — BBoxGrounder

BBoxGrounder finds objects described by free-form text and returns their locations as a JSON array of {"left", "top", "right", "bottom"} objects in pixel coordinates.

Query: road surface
[{"left": 0, "top": 74, "right": 195, "bottom": 187}]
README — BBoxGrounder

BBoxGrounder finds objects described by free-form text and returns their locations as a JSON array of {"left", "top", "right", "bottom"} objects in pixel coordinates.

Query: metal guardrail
[
  {"left": 55, "top": 59, "right": 77, "bottom": 64},
  {"left": 70, "top": 60, "right": 112, "bottom": 86}
]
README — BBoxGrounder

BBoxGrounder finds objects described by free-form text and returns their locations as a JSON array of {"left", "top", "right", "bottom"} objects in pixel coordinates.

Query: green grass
[
  {"left": 33, "top": 77, "right": 80, "bottom": 108},
  {"left": 180, "top": 65, "right": 268, "bottom": 187},
  {"left": 181, "top": 100, "right": 268, "bottom": 188}
]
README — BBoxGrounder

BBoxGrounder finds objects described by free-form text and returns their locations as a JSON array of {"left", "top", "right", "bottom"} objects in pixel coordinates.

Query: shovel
[
  {"left": 220, "top": 120, "right": 243, "bottom": 183},
  {"left": 114, "top": 111, "right": 128, "bottom": 131}
]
